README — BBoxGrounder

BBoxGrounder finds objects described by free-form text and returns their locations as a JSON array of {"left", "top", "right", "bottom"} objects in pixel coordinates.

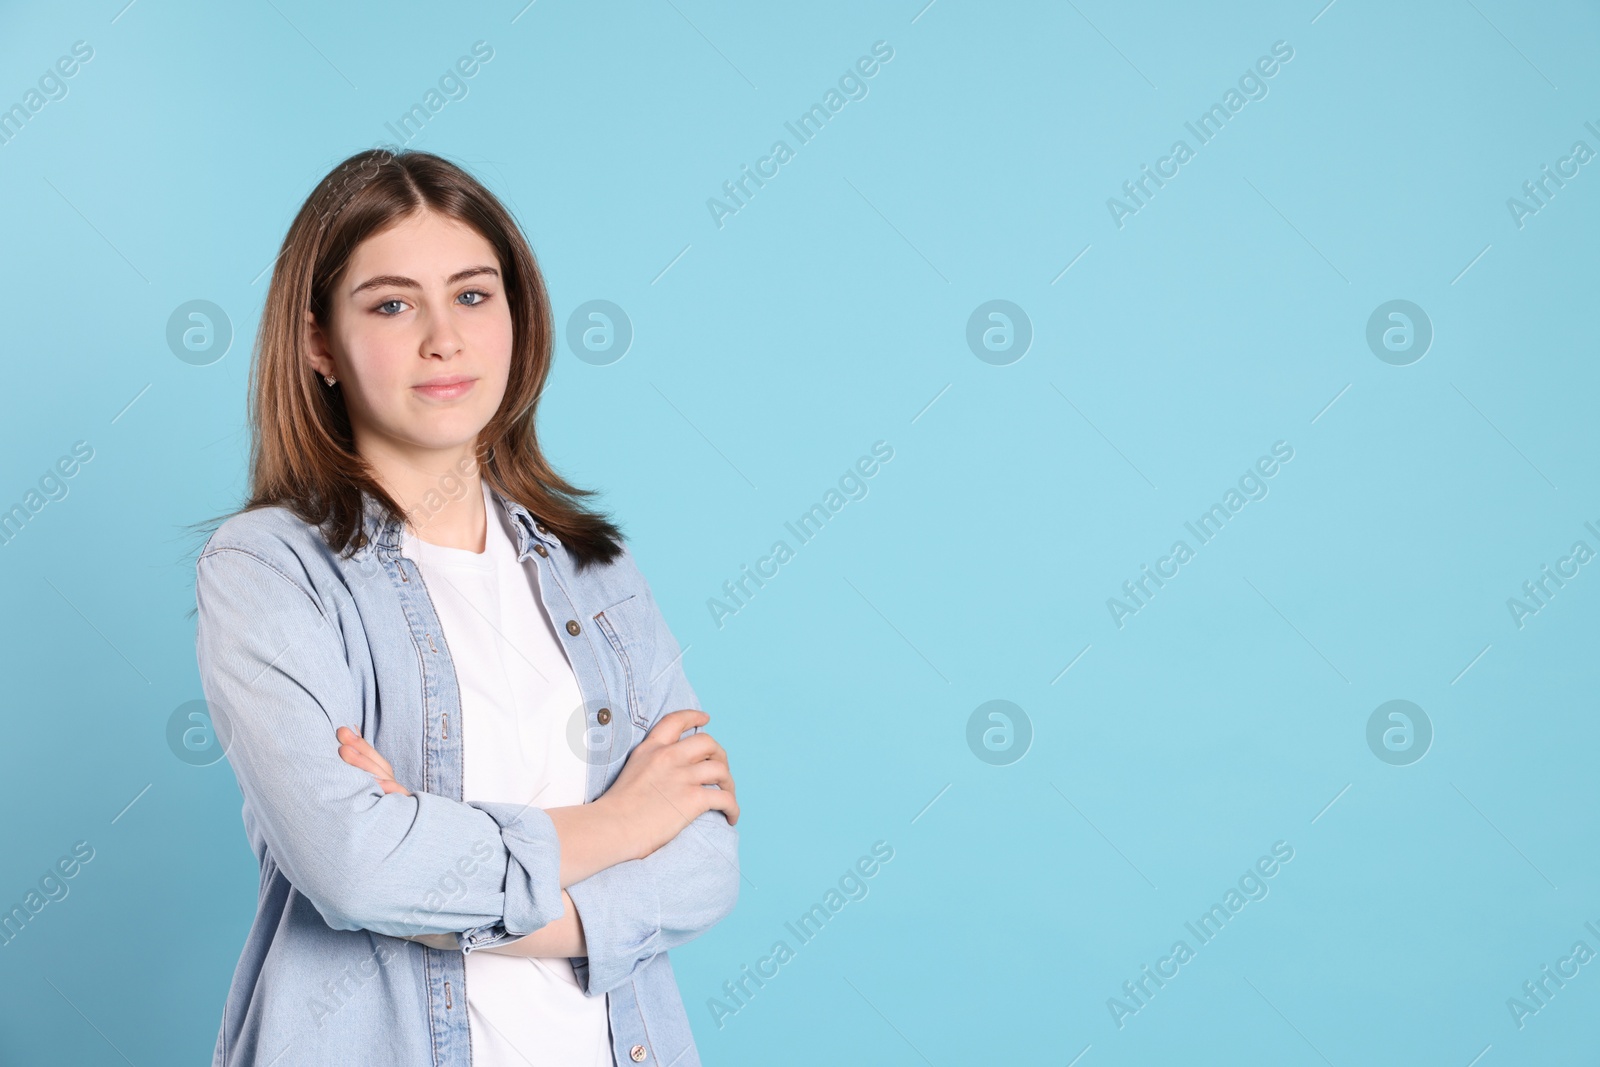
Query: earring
[{"left": 323, "top": 374, "right": 337, "bottom": 386}]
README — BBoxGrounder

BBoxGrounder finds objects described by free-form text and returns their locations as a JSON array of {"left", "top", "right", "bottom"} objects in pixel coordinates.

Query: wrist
[{"left": 590, "top": 793, "right": 647, "bottom": 864}]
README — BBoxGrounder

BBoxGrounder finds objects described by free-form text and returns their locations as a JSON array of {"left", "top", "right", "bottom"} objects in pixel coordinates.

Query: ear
[{"left": 303, "top": 309, "right": 334, "bottom": 378}]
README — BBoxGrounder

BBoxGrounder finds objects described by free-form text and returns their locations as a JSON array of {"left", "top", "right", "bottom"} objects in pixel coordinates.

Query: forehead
[{"left": 347, "top": 210, "right": 498, "bottom": 277}]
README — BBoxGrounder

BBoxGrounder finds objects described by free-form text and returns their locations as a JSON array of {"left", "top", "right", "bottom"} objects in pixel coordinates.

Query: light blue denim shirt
[{"left": 193, "top": 484, "right": 739, "bottom": 1066}]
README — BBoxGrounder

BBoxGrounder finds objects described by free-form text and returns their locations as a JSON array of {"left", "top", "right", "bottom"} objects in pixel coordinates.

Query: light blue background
[{"left": 1, "top": 1, "right": 1597, "bottom": 1063}]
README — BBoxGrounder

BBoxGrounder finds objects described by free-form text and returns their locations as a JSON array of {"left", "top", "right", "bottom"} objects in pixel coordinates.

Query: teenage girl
[{"left": 193, "top": 148, "right": 740, "bottom": 1066}]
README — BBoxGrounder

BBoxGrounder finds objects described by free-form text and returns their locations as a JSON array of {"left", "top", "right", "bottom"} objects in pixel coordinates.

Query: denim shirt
[{"left": 193, "top": 484, "right": 739, "bottom": 1066}]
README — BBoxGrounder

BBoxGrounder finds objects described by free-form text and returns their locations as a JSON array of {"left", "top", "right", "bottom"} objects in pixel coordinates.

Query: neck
[
  {"left": 360, "top": 435, "right": 489, "bottom": 552},
  {"left": 404, "top": 475, "right": 488, "bottom": 552}
]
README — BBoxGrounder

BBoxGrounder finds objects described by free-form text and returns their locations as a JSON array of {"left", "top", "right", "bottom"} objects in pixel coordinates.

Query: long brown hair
[{"left": 192, "top": 147, "right": 623, "bottom": 573}]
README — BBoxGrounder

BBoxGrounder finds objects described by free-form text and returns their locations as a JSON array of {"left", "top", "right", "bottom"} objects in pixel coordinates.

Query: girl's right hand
[
  {"left": 601, "top": 709, "right": 739, "bottom": 860},
  {"left": 336, "top": 725, "right": 412, "bottom": 797}
]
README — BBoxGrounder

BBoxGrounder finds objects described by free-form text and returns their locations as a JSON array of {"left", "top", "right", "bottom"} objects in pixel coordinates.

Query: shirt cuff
[
  {"left": 457, "top": 801, "right": 565, "bottom": 953},
  {"left": 565, "top": 857, "right": 662, "bottom": 995}
]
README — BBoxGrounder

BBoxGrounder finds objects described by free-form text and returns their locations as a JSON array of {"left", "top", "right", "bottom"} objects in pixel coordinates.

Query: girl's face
[{"left": 305, "top": 208, "right": 514, "bottom": 470}]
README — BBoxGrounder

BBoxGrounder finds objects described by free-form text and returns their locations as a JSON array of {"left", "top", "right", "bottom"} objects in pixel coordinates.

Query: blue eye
[{"left": 373, "top": 291, "right": 488, "bottom": 316}]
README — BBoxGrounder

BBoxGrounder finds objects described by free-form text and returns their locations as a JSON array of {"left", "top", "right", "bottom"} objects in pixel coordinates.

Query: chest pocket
[{"left": 591, "top": 594, "right": 658, "bottom": 730}]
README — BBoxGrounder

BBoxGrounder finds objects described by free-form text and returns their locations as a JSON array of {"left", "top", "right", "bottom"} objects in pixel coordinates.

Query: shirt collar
[
  {"left": 358, "top": 481, "right": 559, "bottom": 560},
  {"left": 489, "top": 483, "right": 559, "bottom": 558}
]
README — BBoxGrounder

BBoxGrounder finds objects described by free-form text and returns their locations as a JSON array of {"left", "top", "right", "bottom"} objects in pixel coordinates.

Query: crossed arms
[{"left": 194, "top": 544, "right": 740, "bottom": 996}]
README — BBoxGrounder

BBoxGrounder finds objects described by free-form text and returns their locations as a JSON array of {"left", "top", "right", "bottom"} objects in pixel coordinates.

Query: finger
[
  {"left": 365, "top": 745, "right": 397, "bottom": 779},
  {"left": 338, "top": 743, "right": 387, "bottom": 777},
  {"left": 681, "top": 739, "right": 726, "bottom": 771},
  {"left": 338, "top": 726, "right": 382, "bottom": 760},
  {"left": 347, "top": 729, "right": 389, "bottom": 767},
  {"left": 358, "top": 734, "right": 388, "bottom": 765},
  {"left": 692, "top": 758, "right": 734, "bottom": 793},
  {"left": 691, "top": 767, "right": 732, "bottom": 819},
  {"left": 338, "top": 743, "right": 377, "bottom": 772},
  {"left": 650, "top": 708, "right": 710, "bottom": 744},
  {"left": 341, "top": 728, "right": 398, "bottom": 778},
  {"left": 337, "top": 729, "right": 409, "bottom": 795},
  {"left": 700, "top": 787, "right": 739, "bottom": 824},
  {"left": 340, "top": 746, "right": 401, "bottom": 789},
  {"left": 670, "top": 733, "right": 723, "bottom": 763},
  {"left": 648, "top": 708, "right": 709, "bottom": 744}
]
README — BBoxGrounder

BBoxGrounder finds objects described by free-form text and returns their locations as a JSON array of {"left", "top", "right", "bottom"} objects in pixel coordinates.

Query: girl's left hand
[{"left": 336, "top": 725, "right": 412, "bottom": 797}]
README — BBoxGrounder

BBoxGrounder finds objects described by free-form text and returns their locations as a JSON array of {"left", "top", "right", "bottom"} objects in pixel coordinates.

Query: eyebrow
[{"left": 349, "top": 265, "right": 500, "bottom": 296}]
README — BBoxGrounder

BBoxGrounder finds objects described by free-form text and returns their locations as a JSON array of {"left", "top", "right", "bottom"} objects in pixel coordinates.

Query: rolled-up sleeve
[
  {"left": 565, "top": 555, "right": 741, "bottom": 996},
  {"left": 195, "top": 544, "right": 566, "bottom": 941}
]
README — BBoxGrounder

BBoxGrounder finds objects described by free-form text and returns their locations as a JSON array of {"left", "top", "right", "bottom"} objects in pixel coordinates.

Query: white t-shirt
[{"left": 400, "top": 479, "right": 611, "bottom": 1067}]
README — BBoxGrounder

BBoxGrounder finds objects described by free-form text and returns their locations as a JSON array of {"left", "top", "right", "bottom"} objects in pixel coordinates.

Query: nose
[{"left": 420, "top": 305, "right": 465, "bottom": 360}]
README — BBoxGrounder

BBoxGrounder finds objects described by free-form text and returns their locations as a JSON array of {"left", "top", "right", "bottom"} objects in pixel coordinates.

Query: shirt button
[
  {"left": 566, "top": 620, "right": 581, "bottom": 636},
  {"left": 629, "top": 1045, "right": 647, "bottom": 1062},
  {"left": 597, "top": 708, "right": 611, "bottom": 725},
  {"left": 533, "top": 544, "right": 548, "bottom": 557},
  {"left": 535, "top": 522, "right": 548, "bottom": 533}
]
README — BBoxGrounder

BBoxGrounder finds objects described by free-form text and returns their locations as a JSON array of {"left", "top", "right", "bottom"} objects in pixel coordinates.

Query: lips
[{"left": 413, "top": 376, "right": 476, "bottom": 400}]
